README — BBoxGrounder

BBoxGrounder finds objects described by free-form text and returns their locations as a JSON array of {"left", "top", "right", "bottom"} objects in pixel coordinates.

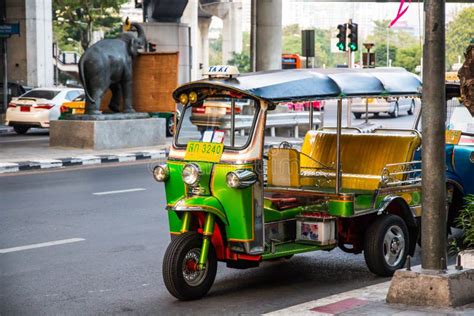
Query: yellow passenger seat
[{"left": 267, "top": 130, "right": 421, "bottom": 191}]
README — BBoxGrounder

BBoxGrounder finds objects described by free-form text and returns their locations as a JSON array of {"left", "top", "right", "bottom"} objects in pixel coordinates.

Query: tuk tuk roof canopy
[{"left": 173, "top": 67, "right": 422, "bottom": 104}]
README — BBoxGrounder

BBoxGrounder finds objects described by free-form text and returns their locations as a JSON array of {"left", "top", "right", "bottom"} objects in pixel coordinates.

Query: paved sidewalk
[{"left": 266, "top": 275, "right": 474, "bottom": 315}]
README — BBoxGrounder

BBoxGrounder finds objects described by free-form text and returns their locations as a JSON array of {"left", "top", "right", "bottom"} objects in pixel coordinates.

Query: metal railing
[{"left": 380, "top": 161, "right": 422, "bottom": 187}]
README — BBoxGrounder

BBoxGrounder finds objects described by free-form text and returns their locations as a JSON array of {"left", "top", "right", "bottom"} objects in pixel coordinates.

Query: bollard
[
  {"left": 406, "top": 255, "right": 411, "bottom": 271},
  {"left": 456, "top": 254, "right": 463, "bottom": 271},
  {"left": 440, "top": 257, "right": 447, "bottom": 271}
]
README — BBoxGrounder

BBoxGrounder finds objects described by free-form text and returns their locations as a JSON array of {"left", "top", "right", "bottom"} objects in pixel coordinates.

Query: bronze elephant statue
[{"left": 78, "top": 22, "right": 146, "bottom": 115}]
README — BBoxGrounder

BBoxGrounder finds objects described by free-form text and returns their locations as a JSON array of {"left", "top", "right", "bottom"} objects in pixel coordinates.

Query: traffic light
[
  {"left": 348, "top": 23, "right": 358, "bottom": 52},
  {"left": 336, "top": 24, "right": 347, "bottom": 51},
  {"left": 148, "top": 42, "right": 156, "bottom": 52}
]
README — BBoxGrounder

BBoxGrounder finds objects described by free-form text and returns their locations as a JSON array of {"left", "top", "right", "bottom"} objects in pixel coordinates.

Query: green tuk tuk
[{"left": 153, "top": 66, "right": 423, "bottom": 300}]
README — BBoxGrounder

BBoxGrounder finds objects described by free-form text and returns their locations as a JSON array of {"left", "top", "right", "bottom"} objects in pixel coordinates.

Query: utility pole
[{"left": 421, "top": 0, "right": 447, "bottom": 271}]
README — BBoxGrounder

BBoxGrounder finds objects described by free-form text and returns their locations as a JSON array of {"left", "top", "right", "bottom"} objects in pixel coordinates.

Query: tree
[
  {"left": 393, "top": 45, "right": 421, "bottom": 72},
  {"left": 446, "top": 7, "right": 474, "bottom": 70},
  {"left": 227, "top": 52, "right": 251, "bottom": 73},
  {"left": 53, "top": 0, "right": 128, "bottom": 52},
  {"left": 209, "top": 33, "right": 222, "bottom": 66},
  {"left": 374, "top": 45, "right": 397, "bottom": 67}
]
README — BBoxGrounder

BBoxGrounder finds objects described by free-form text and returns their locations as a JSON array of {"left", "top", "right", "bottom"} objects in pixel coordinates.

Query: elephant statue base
[{"left": 62, "top": 112, "right": 149, "bottom": 121}]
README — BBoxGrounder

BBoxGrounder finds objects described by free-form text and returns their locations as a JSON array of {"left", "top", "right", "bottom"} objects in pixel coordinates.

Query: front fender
[{"left": 171, "top": 196, "right": 228, "bottom": 225}]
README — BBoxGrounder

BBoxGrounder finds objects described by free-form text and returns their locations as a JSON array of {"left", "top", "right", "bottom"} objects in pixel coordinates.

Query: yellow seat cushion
[
  {"left": 300, "top": 131, "right": 421, "bottom": 190},
  {"left": 267, "top": 130, "right": 421, "bottom": 191}
]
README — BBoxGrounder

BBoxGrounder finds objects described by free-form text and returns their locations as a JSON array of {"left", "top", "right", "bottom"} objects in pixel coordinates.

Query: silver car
[{"left": 351, "top": 97, "right": 416, "bottom": 119}]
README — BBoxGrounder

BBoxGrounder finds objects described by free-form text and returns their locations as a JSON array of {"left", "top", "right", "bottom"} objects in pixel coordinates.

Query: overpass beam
[{"left": 254, "top": 0, "right": 282, "bottom": 71}]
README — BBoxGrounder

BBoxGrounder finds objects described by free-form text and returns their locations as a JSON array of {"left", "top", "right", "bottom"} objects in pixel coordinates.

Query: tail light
[
  {"left": 225, "top": 107, "right": 241, "bottom": 114},
  {"left": 34, "top": 103, "right": 54, "bottom": 110},
  {"left": 192, "top": 107, "right": 206, "bottom": 114},
  {"left": 60, "top": 105, "right": 68, "bottom": 113},
  {"left": 7, "top": 103, "right": 16, "bottom": 108}
]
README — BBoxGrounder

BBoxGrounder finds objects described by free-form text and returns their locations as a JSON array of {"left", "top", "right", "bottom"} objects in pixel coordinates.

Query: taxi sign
[
  {"left": 204, "top": 65, "right": 240, "bottom": 79},
  {"left": 184, "top": 141, "right": 224, "bottom": 163}
]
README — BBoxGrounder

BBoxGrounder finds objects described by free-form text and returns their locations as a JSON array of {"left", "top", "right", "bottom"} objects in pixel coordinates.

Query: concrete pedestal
[
  {"left": 386, "top": 265, "right": 474, "bottom": 308},
  {"left": 50, "top": 118, "right": 165, "bottom": 150}
]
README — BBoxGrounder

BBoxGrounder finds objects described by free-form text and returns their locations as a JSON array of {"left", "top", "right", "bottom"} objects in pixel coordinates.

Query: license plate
[
  {"left": 185, "top": 142, "right": 224, "bottom": 163},
  {"left": 20, "top": 106, "right": 30, "bottom": 112},
  {"left": 367, "top": 98, "right": 374, "bottom": 104}
]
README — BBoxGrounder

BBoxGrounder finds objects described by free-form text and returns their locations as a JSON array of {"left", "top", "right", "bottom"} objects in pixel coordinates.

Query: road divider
[
  {"left": 0, "top": 238, "right": 85, "bottom": 254},
  {"left": 0, "top": 149, "right": 168, "bottom": 174}
]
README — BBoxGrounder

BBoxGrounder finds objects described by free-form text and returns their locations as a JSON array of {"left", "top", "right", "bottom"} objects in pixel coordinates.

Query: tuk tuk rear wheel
[
  {"left": 162, "top": 232, "right": 217, "bottom": 300},
  {"left": 363, "top": 214, "right": 409, "bottom": 277}
]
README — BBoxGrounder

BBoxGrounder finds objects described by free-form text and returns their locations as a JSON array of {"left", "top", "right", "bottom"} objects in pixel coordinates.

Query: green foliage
[
  {"left": 227, "top": 52, "right": 251, "bottom": 73},
  {"left": 374, "top": 45, "right": 397, "bottom": 67},
  {"left": 393, "top": 45, "right": 421, "bottom": 72},
  {"left": 53, "top": 0, "right": 128, "bottom": 52},
  {"left": 209, "top": 33, "right": 222, "bottom": 66},
  {"left": 446, "top": 7, "right": 474, "bottom": 70},
  {"left": 455, "top": 195, "right": 474, "bottom": 250}
]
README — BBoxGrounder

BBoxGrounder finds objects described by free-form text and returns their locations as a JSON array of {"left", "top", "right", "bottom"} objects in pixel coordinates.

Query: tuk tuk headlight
[
  {"left": 226, "top": 169, "right": 257, "bottom": 189},
  {"left": 153, "top": 164, "right": 169, "bottom": 182},
  {"left": 182, "top": 163, "right": 201, "bottom": 186}
]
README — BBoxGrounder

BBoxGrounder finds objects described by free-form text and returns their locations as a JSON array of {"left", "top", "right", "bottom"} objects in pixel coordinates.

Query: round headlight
[
  {"left": 226, "top": 172, "right": 240, "bottom": 188},
  {"left": 189, "top": 91, "right": 198, "bottom": 103},
  {"left": 182, "top": 163, "right": 201, "bottom": 186},
  {"left": 179, "top": 93, "right": 188, "bottom": 105},
  {"left": 153, "top": 164, "right": 169, "bottom": 182}
]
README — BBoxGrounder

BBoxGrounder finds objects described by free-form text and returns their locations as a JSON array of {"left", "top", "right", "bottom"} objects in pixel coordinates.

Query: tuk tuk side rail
[{"left": 380, "top": 160, "right": 422, "bottom": 188}]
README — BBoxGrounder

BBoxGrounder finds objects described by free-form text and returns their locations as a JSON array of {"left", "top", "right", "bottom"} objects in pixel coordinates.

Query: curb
[{"left": 0, "top": 149, "right": 168, "bottom": 174}]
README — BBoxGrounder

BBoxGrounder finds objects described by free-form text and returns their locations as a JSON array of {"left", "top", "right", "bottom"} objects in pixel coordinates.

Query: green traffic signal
[
  {"left": 336, "top": 24, "right": 347, "bottom": 52},
  {"left": 349, "top": 43, "right": 358, "bottom": 51}
]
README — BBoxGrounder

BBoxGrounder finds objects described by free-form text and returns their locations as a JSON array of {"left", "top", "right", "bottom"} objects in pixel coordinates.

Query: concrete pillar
[
  {"left": 255, "top": 0, "right": 282, "bottom": 71},
  {"left": 222, "top": 2, "right": 243, "bottom": 64},
  {"left": 6, "top": 0, "right": 53, "bottom": 87},
  {"left": 198, "top": 17, "right": 211, "bottom": 77},
  {"left": 181, "top": 0, "right": 199, "bottom": 81}
]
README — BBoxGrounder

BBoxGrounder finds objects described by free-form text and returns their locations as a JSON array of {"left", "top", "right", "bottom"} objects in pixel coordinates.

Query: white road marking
[
  {"left": 0, "top": 238, "right": 85, "bottom": 254},
  {"left": 93, "top": 188, "right": 146, "bottom": 196}
]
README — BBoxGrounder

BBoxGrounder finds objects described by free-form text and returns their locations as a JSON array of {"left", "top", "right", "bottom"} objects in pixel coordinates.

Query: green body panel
[
  {"left": 328, "top": 200, "right": 354, "bottom": 217},
  {"left": 373, "top": 190, "right": 422, "bottom": 209},
  {"left": 175, "top": 196, "right": 228, "bottom": 224},
  {"left": 262, "top": 242, "right": 335, "bottom": 260},
  {"left": 164, "top": 160, "right": 255, "bottom": 242},
  {"left": 168, "top": 211, "right": 183, "bottom": 234},
  {"left": 263, "top": 199, "right": 328, "bottom": 222},
  {"left": 211, "top": 164, "right": 254, "bottom": 241},
  {"left": 354, "top": 194, "right": 374, "bottom": 210},
  {"left": 165, "top": 161, "right": 186, "bottom": 207}
]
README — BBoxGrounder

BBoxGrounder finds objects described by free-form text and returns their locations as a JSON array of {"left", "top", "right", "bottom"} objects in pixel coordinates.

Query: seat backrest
[
  {"left": 267, "top": 148, "right": 300, "bottom": 187},
  {"left": 300, "top": 131, "right": 421, "bottom": 176}
]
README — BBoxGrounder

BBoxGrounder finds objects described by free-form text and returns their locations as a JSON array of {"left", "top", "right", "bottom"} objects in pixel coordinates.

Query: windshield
[
  {"left": 448, "top": 105, "right": 474, "bottom": 136},
  {"left": 176, "top": 97, "right": 259, "bottom": 150},
  {"left": 21, "top": 90, "right": 60, "bottom": 100}
]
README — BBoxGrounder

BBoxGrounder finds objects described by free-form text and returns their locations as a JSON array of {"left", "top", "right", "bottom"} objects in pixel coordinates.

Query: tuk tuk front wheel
[
  {"left": 162, "top": 232, "right": 217, "bottom": 300},
  {"left": 363, "top": 214, "right": 409, "bottom": 277}
]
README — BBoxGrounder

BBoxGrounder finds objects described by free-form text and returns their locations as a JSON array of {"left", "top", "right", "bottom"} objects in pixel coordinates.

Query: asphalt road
[{"left": 0, "top": 162, "right": 424, "bottom": 314}]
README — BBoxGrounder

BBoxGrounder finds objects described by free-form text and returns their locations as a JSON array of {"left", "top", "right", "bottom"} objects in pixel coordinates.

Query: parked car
[
  {"left": 351, "top": 97, "right": 416, "bottom": 118},
  {"left": 189, "top": 99, "right": 241, "bottom": 129},
  {"left": 5, "top": 87, "right": 83, "bottom": 134}
]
